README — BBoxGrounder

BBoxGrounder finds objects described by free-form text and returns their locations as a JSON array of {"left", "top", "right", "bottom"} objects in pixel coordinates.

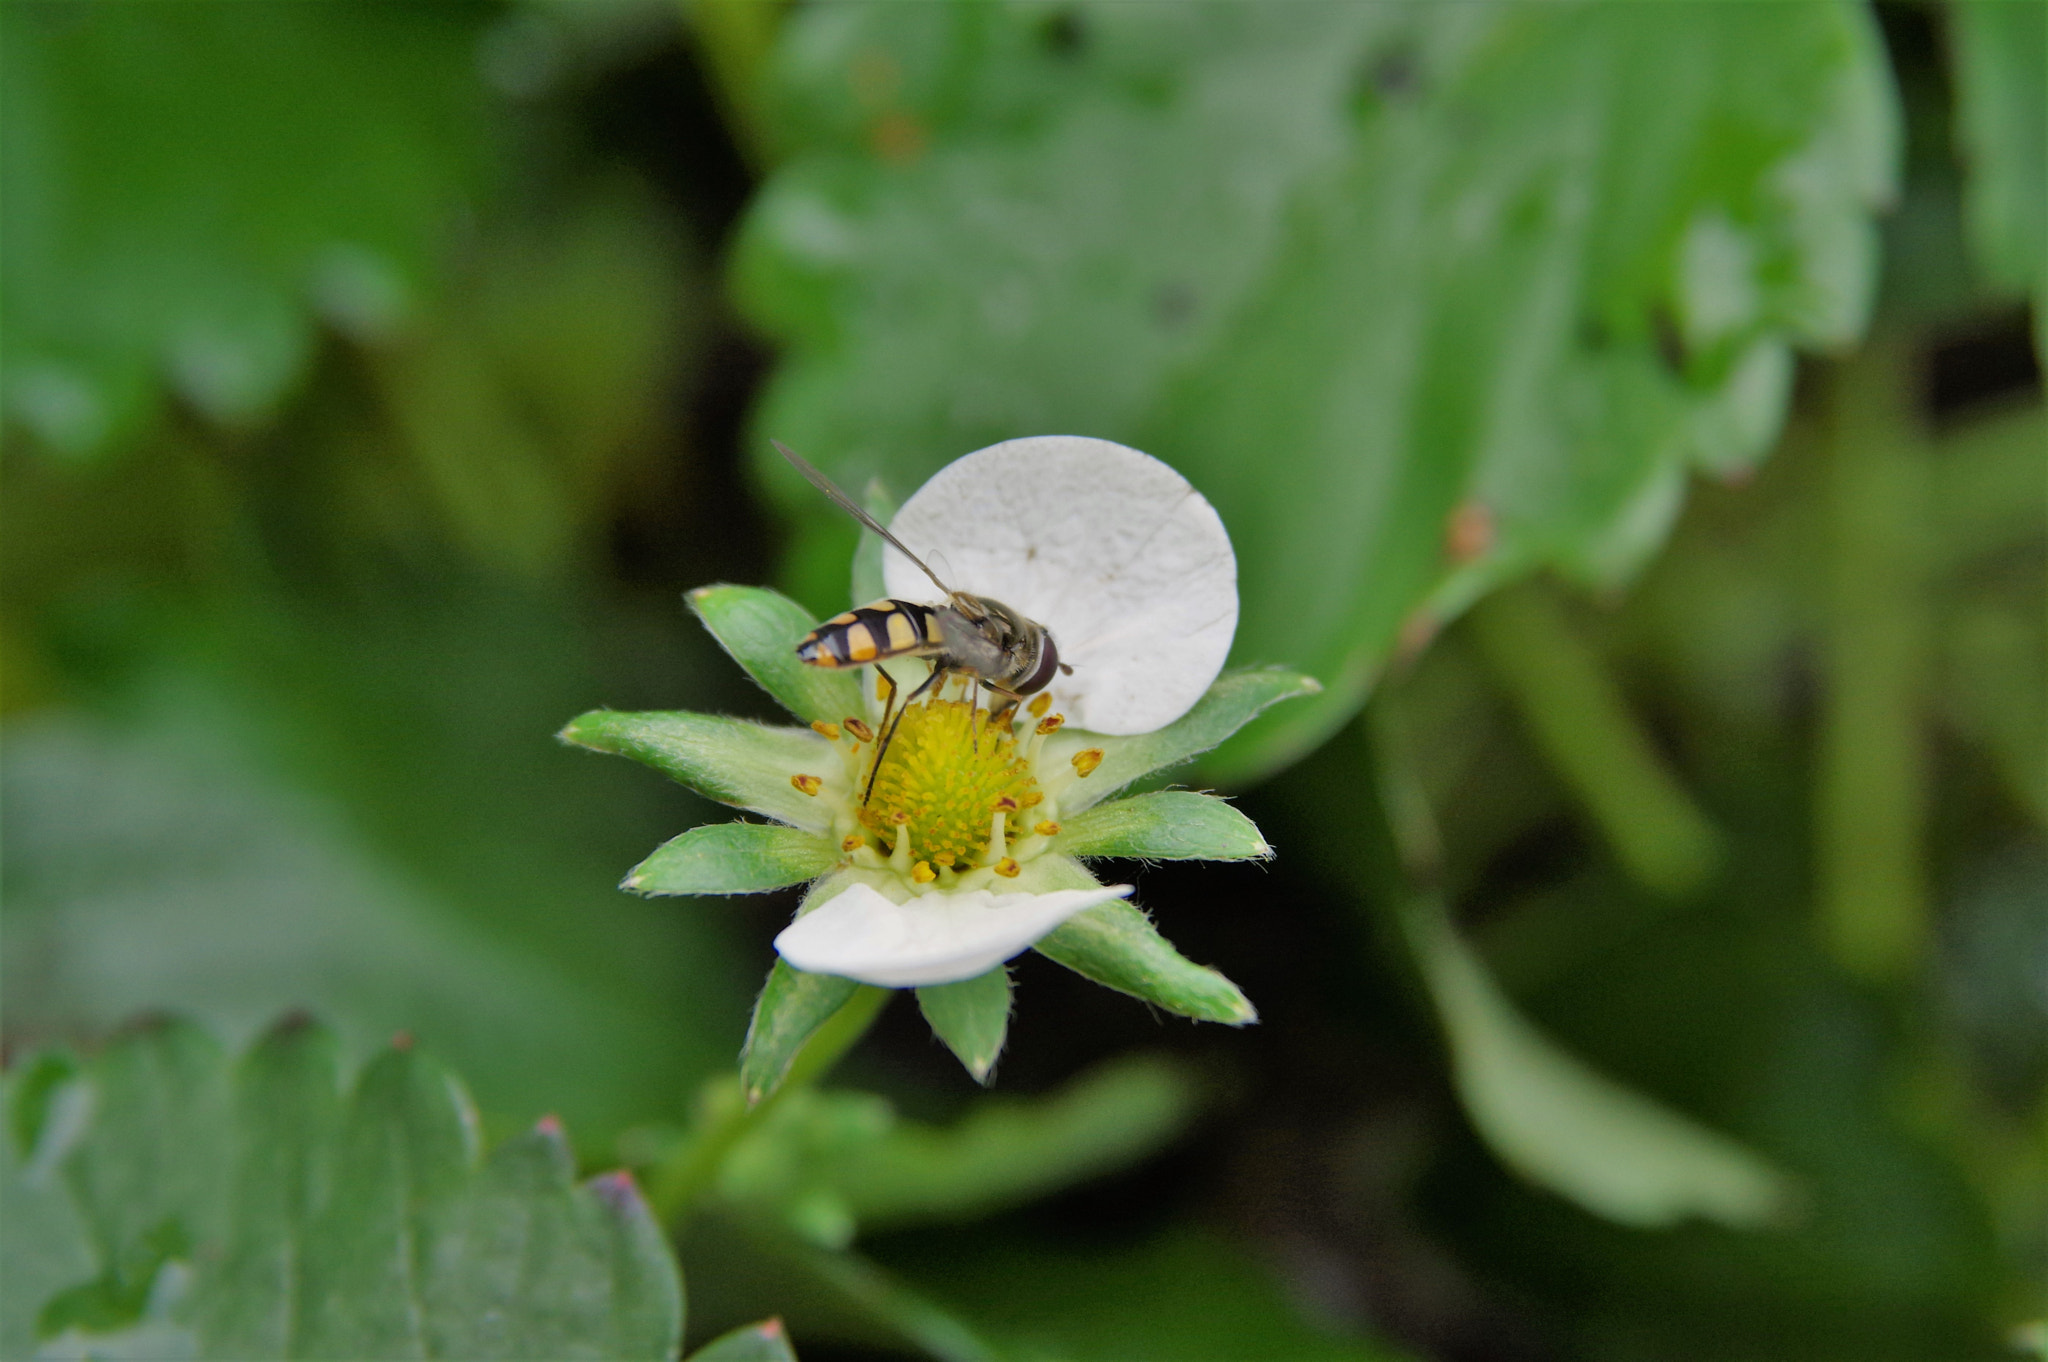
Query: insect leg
[{"left": 864, "top": 664, "right": 948, "bottom": 805}]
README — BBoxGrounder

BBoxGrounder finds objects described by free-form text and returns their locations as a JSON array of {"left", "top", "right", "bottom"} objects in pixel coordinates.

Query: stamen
[
  {"left": 934, "top": 851, "right": 956, "bottom": 867},
  {"left": 811, "top": 720, "right": 842, "bottom": 741},
  {"left": 841, "top": 833, "right": 865, "bottom": 854},
  {"left": 1034, "top": 820, "right": 1060, "bottom": 837},
  {"left": 1035, "top": 714, "right": 1064, "bottom": 735},
  {"left": 1027, "top": 693, "right": 1052, "bottom": 717},
  {"left": 1022, "top": 791, "right": 1044, "bottom": 807},
  {"left": 791, "top": 773, "right": 823, "bottom": 796},
  {"left": 1071, "top": 748, "right": 1104, "bottom": 778},
  {"left": 844, "top": 718, "right": 875, "bottom": 743},
  {"left": 889, "top": 811, "right": 914, "bottom": 873},
  {"left": 983, "top": 807, "right": 1010, "bottom": 866},
  {"left": 993, "top": 858, "right": 1021, "bottom": 878},
  {"left": 912, "top": 860, "right": 937, "bottom": 884}
]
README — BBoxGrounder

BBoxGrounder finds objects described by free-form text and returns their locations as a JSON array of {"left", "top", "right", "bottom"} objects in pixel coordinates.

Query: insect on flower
[{"left": 776, "top": 439, "right": 1070, "bottom": 799}]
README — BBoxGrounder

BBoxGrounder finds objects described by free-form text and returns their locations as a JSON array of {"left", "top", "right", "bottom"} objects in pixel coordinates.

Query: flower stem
[{"left": 647, "top": 984, "right": 891, "bottom": 1224}]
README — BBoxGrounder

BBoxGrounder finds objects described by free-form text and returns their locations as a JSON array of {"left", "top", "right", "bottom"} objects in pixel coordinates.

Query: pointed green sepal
[
  {"left": 1044, "top": 668, "right": 1322, "bottom": 813},
  {"left": 1057, "top": 790, "right": 1271, "bottom": 861},
  {"left": 740, "top": 960, "right": 859, "bottom": 1105},
  {"left": 915, "top": 968, "right": 1013, "bottom": 1084},
  {"left": 560, "top": 709, "right": 840, "bottom": 832},
  {"left": 626, "top": 823, "right": 837, "bottom": 896},
  {"left": 690, "top": 584, "right": 864, "bottom": 726}
]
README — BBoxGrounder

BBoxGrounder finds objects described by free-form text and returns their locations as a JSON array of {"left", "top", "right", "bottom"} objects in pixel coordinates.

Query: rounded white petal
[
  {"left": 773, "top": 881, "right": 1133, "bottom": 988},
  {"left": 883, "top": 436, "right": 1236, "bottom": 735}
]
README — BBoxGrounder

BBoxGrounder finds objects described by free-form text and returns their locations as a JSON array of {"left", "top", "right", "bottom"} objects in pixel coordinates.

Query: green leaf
[
  {"left": 1057, "top": 791, "right": 1272, "bottom": 862},
  {"left": 0, "top": 3, "right": 494, "bottom": 460},
  {"left": 689, "top": 1318, "right": 799, "bottom": 1362},
  {"left": 1027, "top": 858, "right": 1256, "bottom": 1025},
  {"left": 1949, "top": 0, "right": 2047, "bottom": 359},
  {"left": 628, "top": 823, "right": 837, "bottom": 897},
  {"left": 737, "top": 2, "right": 1898, "bottom": 782},
  {"left": 740, "top": 953, "right": 862, "bottom": 1106},
  {"left": 838, "top": 1055, "right": 1199, "bottom": 1232},
  {"left": 1403, "top": 897, "right": 1794, "bottom": 1229},
  {"left": 1042, "top": 669, "right": 1322, "bottom": 814},
  {"left": 691, "top": 585, "right": 865, "bottom": 727},
  {"left": 561, "top": 709, "right": 841, "bottom": 833},
  {"left": 915, "top": 970, "right": 1013, "bottom": 1084},
  {"left": 2, "top": 1015, "right": 683, "bottom": 1359}
]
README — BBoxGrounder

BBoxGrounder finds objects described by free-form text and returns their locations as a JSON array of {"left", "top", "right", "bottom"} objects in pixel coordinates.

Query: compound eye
[{"left": 1020, "top": 633, "right": 1062, "bottom": 695}]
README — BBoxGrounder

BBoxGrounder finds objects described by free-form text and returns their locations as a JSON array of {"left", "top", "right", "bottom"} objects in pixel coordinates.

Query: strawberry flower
[{"left": 562, "top": 437, "right": 1317, "bottom": 1090}]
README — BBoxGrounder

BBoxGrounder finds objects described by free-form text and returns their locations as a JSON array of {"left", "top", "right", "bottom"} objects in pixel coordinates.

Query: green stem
[
  {"left": 1816, "top": 337, "right": 1931, "bottom": 980},
  {"left": 647, "top": 984, "right": 889, "bottom": 1223},
  {"left": 1469, "top": 578, "right": 1722, "bottom": 898},
  {"left": 679, "top": 0, "right": 786, "bottom": 170}
]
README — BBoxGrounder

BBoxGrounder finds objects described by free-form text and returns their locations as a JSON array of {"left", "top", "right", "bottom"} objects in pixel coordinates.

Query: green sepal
[
  {"left": 915, "top": 969, "right": 1013, "bottom": 1084},
  {"left": 560, "top": 710, "right": 840, "bottom": 833},
  {"left": 740, "top": 879, "right": 868, "bottom": 1105},
  {"left": 1044, "top": 668, "right": 1322, "bottom": 814},
  {"left": 688, "top": 1318, "right": 799, "bottom": 1362},
  {"left": 626, "top": 823, "right": 837, "bottom": 896},
  {"left": 1025, "top": 857, "right": 1256, "bottom": 1025},
  {"left": 1057, "top": 791, "right": 1271, "bottom": 862},
  {"left": 689, "top": 584, "right": 864, "bottom": 727}
]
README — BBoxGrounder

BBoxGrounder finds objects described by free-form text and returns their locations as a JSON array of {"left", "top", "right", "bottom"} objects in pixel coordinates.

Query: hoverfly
[{"left": 775, "top": 440, "right": 1068, "bottom": 800}]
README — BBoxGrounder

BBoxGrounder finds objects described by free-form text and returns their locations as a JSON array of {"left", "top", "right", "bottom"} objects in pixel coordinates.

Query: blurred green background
[{"left": 2, "top": 1, "right": 2041, "bottom": 1358}]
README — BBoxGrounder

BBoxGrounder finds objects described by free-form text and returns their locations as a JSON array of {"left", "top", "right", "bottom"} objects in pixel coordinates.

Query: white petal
[
  {"left": 773, "top": 881, "right": 1133, "bottom": 988},
  {"left": 883, "top": 436, "right": 1237, "bottom": 735}
]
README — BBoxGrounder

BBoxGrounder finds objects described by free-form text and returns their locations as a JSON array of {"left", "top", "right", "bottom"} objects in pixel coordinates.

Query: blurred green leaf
[
  {"left": 1948, "top": 0, "right": 2047, "bottom": 358},
  {"left": 1404, "top": 897, "right": 1794, "bottom": 1230},
  {"left": 689, "top": 1317, "right": 800, "bottom": 1362},
  {"left": 2, "top": 1016, "right": 682, "bottom": 1360},
  {"left": 1059, "top": 790, "right": 1272, "bottom": 862},
  {"left": 916, "top": 969, "right": 1013, "bottom": 1084},
  {"left": 629, "top": 823, "right": 838, "bottom": 897},
  {"left": 875, "top": 1224, "right": 1410, "bottom": 1362},
  {"left": 736, "top": 1, "right": 1898, "bottom": 781},
  {"left": 0, "top": 2, "right": 494, "bottom": 459}
]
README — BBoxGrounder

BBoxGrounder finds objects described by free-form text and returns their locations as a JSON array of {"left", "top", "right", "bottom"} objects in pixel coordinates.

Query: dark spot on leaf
[
  {"left": 870, "top": 110, "right": 929, "bottom": 164},
  {"left": 1650, "top": 306, "right": 1687, "bottom": 374},
  {"left": 1353, "top": 41, "right": 1423, "bottom": 117},
  {"left": 1153, "top": 281, "right": 1198, "bottom": 330},
  {"left": 390, "top": 1029, "right": 415, "bottom": 1051},
  {"left": 1040, "top": 8, "right": 1086, "bottom": 58}
]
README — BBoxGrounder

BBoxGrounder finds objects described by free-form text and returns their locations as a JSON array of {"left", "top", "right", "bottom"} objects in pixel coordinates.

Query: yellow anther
[
  {"left": 1034, "top": 820, "right": 1060, "bottom": 837},
  {"left": 1022, "top": 791, "right": 1044, "bottom": 807},
  {"left": 1035, "top": 714, "right": 1065, "bottom": 735},
  {"left": 934, "top": 851, "right": 957, "bottom": 867},
  {"left": 1027, "top": 693, "right": 1053, "bottom": 717},
  {"left": 889, "top": 809, "right": 911, "bottom": 825},
  {"left": 993, "top": 795, "right": 1020, "bottom": 813},
  {"left": 811, "top": 720, "right": 842, "bottom": 741},
  {"left": 993, "top": 858, "right": 1021, "bottom": 878},
  {"left": 1071, "top": 748, "right": 1104, "bottom": 777},
  {"left": 841, "top": 833, "right": 865, "bottom": 853},
  {"left": 844, "top": 718, "right": 875, "bottom": 743},
  {"left": 791, "top": 773, "right": 823, "bottom": 796},
  {"left": 912, "top": 860, "right": 937, "bottom": 884}
]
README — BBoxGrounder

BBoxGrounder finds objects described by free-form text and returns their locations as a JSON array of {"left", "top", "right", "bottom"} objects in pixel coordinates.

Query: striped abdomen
[{"left": 796, "top": 599, "right": 945, "bottom": 669}]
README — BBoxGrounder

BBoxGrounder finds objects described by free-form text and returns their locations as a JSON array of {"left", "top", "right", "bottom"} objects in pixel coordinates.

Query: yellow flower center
[{"left": 858, "top": 697, "right": 1037, "bottom": 865}]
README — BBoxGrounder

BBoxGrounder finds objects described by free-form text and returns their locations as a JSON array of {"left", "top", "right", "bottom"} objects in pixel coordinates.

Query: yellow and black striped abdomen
[{"left": 795, "top": 599, "right": 944, "bottom": 669}]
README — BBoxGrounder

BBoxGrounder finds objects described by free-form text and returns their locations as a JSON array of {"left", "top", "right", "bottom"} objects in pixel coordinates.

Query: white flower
[{"left": 564, "top": 436, "right": 1317, "bottom": 1088}]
